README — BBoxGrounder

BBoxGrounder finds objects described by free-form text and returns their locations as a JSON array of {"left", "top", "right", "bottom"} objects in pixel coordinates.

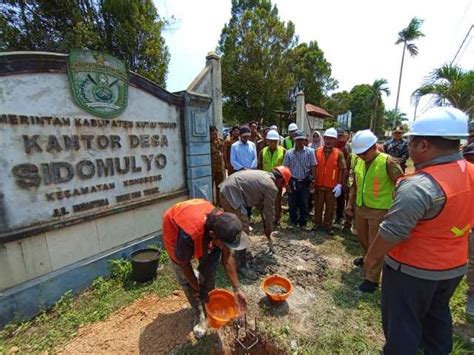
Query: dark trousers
[
  {"left": 381, "top": 263, "right": 463, "bottom": 355},
  {"left": 288, "top": 181, "right": 310, "bottom": 226},
  {"left": 335, "top": 188, "right": 345, "bottom": 222}
]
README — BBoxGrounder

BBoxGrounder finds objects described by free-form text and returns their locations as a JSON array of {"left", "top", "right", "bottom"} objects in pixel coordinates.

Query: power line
[{"left": 451, "top": 24, "right": 473, "bottom": 65}]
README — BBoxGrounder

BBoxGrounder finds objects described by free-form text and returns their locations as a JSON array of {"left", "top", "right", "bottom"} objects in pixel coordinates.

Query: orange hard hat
[{"left": 274, "top": 166, "right": 291, "bottom": 186}]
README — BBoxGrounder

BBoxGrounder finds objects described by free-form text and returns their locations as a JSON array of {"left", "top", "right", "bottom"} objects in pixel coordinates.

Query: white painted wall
[{"left": 0, "top": 70, "right": 187, "bottom": 291}]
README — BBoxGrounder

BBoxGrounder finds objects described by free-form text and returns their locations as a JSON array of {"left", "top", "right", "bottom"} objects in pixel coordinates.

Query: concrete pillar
[
  {"left": 296, "top": 91, "right": 310, "bottom": 136},
  {"left": 179, "top": 91, "right": 213, "bottom": 201},
  {"left": 206, "top": 52, "right": 223, "bottom": 136}
]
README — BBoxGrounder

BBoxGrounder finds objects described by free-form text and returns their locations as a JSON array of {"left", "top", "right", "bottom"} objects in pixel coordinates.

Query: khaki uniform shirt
[
  {"left": 219, "top": 170, "right": 277, "bottom": 231},
  {"left": 211, "top": 138, "right": 224, "bottom": 173}
]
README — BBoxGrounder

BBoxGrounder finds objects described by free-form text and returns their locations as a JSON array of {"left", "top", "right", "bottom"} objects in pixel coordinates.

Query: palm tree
[
  {"left": 384, "top": 109, "right": 408, "bottom": 130},
  {"left": 412, "top": 64, "right": 474, "bottom": 116},
  {"left": 370, "top": 79, "right": 391, "bottom": 133},
  {"left": 394, "top": 17, "right": 424, "bottom": 113}
]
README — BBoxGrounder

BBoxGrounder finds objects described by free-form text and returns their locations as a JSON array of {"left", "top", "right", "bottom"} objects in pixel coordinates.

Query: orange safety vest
[
  {"left": 315, "top": 147, "right": 340, "bottom": 188},
  {"left": 388, "top": 160, "right": 474, "bottom": 271},
  {"left": 162, "top": 199, "right": 215, "bottom": 263}
]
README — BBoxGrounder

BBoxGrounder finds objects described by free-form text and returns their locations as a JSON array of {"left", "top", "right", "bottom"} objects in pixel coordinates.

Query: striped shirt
[
  {"left": 283, "top": 146, "right": 317, "bottom": 179},
  {"left": 230, "top": 139, "right": 257, "bottom": 171}
]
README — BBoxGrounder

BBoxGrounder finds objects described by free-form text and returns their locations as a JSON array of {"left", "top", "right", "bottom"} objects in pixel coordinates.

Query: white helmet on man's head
[
  {"left": 323, "top": 128, "right": 338, "bottom": 138},
  {"left": 352, "top": 130, "right": 378, "bottom": 154},
  {"left": 266, "top": 129, "right": 280, "bottom": 141},
  {"left": 288, "top": 123, "right": 298, "bottom": 132},
  {"left": 406, "top": 107, "right": 469, "bottom": 140}
]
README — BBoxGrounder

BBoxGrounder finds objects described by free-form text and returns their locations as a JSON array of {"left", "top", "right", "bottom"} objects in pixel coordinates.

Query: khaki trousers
[
  {"left": 468, "top": 232, "right": 474, "bottom": 296},
  {"left": 219, "top": 193, "right": 250, "bottom": 267},
  {"left": 355, "top": 206, "right": 388, "bottom": 283},
  {"left": 211, "top": 169, "right": 224, "bottom": 206},
  {"left": 314, "top": 188, "right": 336, "bottom": 229}
]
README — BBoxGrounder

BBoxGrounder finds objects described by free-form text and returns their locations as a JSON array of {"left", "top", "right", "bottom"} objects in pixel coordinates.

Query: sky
[{"left": 154, "top": 0, "right": 473, "bottom": 121}]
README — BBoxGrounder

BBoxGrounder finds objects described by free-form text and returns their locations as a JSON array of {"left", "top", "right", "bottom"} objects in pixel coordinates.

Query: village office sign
[{"left": 0, "top": 50, "right": 185, "bottom": 242}]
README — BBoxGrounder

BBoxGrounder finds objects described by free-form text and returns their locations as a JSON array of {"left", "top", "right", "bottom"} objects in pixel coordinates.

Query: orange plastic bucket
[
  {"left": 262, "top": 274, "right": 293, "bottom": 304},
  {"left": 205, "top": 288, "right": 238, "bottom": 328}
]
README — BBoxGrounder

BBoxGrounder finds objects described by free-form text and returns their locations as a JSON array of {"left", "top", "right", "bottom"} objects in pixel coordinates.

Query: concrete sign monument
[{"left": 0, "top": 50, "right": 219, "bottom": 326}]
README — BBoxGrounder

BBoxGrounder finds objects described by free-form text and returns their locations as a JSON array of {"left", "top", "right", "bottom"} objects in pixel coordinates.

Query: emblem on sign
[{"left": 67, "top": 50, "right": 128, "bottom": 118}]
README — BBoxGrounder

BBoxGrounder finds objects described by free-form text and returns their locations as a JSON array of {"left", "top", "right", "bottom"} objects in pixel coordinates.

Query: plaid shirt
[{"left": 283, "top": 146, "right": 317, "bottom": 180}]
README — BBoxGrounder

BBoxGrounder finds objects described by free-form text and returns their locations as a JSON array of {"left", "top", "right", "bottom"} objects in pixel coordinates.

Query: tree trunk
[{"left": 394, "top": 41, "right": 406, "bottom": 125}]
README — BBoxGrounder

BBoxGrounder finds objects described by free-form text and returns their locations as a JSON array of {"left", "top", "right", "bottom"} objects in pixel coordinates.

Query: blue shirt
[
  {"left": 230, "top": 140, "right": 257, "bottom": 170},
  {"left": 283, "top": 146, "right": 317, "bottom": 179}
]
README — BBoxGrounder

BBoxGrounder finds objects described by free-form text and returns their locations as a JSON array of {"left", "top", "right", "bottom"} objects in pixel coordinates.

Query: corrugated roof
[{"left": 305, "top": 103, "right": 333, "bottom": 118}]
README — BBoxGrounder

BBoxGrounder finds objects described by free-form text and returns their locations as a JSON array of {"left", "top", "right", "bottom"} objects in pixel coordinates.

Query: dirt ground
[
  {"left": 58, "top": 225, "right": 333, "bottom": 354},
  {"left": 58, "top": 291, "right": 195, "bottom": 354}
]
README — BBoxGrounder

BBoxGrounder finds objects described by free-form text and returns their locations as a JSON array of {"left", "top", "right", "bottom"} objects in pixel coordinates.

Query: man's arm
[
  {"left": 250, "top": 142, "right": 258, "bottom": 169},
  {"left": 221, "top": 246, "right": 248, "bottom": 314},
  {"left": 178, "top": 261, "right": 200, "bottom": 291},
  {"left": 257, "top": 150, "right": 263, "bottom": 170},
  {"left": 230, "top": 144, "right": 244, "bottom": 171},
  {"left": 338, "top": 151, "right": 347, "bottom": 185},
  {"left": 387, "top": 157, "right": 404, "bottom": 184}
]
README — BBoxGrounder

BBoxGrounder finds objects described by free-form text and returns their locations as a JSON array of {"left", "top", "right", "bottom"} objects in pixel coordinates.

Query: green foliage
[
  {"left": 287, "top": 41, "right": 338, "bottom": 106},
  {"left": 0, "top": 0, "right": 169, "bottom": 86},
  {"left": 322, "top": 91, "right": 353, "bottom": 118},
  {"left": 218, "top": 0, "right": 297, "bottom": 124},
  {"left": 395, "top": 17, "right": 425, "bottom": 56},
  {"left": 384, "top": 109, "right": 408, "bottom": 130},
  {"left": 0, "top": 263, "right": 178, "bottom": 353},
  {"left": 412, "top": 64, "right": 474, "bottom": 116},
  {"left": 109, "top": 258, "right": 132, "bottom": 281}
]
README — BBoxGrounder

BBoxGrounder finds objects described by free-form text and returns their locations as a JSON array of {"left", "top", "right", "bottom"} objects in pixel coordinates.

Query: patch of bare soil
[
  {"left": 57, "top": 292, "right": 195, "bottom": 354},
  {"left": 246, "top": 235, "right": 328, "bottom": 288}
]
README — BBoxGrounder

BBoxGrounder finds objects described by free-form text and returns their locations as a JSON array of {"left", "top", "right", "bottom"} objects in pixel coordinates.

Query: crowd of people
[{"left": 163, "top": 107, "right": 473, "bottom": 354}]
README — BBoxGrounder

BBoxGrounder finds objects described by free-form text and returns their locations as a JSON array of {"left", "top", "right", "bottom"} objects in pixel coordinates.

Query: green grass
[
  {"left": 0, "top": 255, "right": 177, "bottom": 353},
  {"left": 0, "top": 227, "right": 472, "bottom": 354}
]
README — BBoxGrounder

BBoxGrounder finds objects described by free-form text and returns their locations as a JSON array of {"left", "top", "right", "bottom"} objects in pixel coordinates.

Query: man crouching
[{"left": 162, "top": 199, "right": 249, "bottom": 338}]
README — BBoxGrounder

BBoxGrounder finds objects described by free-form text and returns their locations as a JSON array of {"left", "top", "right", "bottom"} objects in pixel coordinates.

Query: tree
[
  {"left": 349, "top": 82, "right": 387, "bottom": 136},
  {"left": 322, "top": 91, "right": 353, "bottom": 117},
  {"left": 287, "top": 41, "right": 338, "bottom": 106},
  {"left": 412, "top": 64, "right": 474, "bottom": 116},
  {"left": 394, "top": 17, "right": 424, "bottom": 112},
  {"left": 0, "top": 0, "right": 169, "bottom": 86},
  {"left": 369, "top": 79, "right": 390, "bottom": 134},
  {"left": 217, "top": 0, "right": 297, "bottom": 124},
  {"left": 384, "top": 109, "right": 408, "bottom": 130}
]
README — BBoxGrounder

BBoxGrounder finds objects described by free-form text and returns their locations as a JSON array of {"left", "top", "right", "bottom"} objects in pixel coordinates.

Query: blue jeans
[
  {"left": 381, "top": 263, "right": 463, "bottom": 355},
  {"left": 288, "top": 180, "right": 310, "bottom": 226}
]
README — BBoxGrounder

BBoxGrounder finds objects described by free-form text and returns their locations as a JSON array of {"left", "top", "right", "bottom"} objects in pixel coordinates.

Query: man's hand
[
  {"left": 234, "top": 289, "right": 248, "bottom": 316},
  {"left": 346, "top": 205, "right": 354, "bottom": 217}
]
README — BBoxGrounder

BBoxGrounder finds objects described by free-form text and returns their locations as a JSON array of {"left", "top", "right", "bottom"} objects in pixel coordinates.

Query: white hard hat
[
  {"left": 269, "top": 125, "right": 278, "bottom": 130},
  {"left": 406, "top": 107, "right": 469, "bottom": 140},
  {"left": 288, "top": 123, "right": 298, "bottom": 132},
  {"left": 352, "top": 130, "right": 378, "bottom": 154},
  {"left": 266, "top": 129, "right": 280, "bottom": 141},
  {"left": 323, "top": 128, "right": 338, "bottom": 138}
]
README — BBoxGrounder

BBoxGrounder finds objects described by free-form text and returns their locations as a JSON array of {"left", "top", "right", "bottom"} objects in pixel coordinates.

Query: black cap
[
  {"left": 294, "top": 130, "right": 306, "bottom": 140},
  {"left": 209, "top": 212, "right": 250, "bottom": 250},
  {"left": 239, "top": 126, "right": 251, "bottom": 136},
  {"left": 463, "top": 143, "right": 474, "bottom": 156}
]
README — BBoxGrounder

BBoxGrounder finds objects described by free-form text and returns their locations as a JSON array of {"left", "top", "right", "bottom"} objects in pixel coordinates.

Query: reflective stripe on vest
[
  {"left": 162, "top": 199, "right": 215, "bottom": 263},
  {"left": 283, "top": 136, "right": 294, "bottom": 150},
  {"left": 315, "top": 147, "right": 340, "bottom": 188},
  {"left": 388, "top": 160, "right": 474, "bottom": 271},
  {"left": 262, "top": 146, "right": 284, "bottom": 172},
  {"left": 355, "top": 153, "right": 394, "bottom": 209}
]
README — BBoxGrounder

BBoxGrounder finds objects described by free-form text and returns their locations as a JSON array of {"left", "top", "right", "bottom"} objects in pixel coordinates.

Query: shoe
[
  {"left": 238, "top": 266, "right": 258, "bottom": 280},
  {"left": 302, "top": 225, "right": 313, "bottom": 231},
  {"left": 353, "top": 257, "right": 364, "bottom": 267},
  {"left": 325, "top": 228, "right": 335, "bottom": 236},
  {"left": 342, "top": 226, "right": 353, "bottom": 234},
  {"left": 287, "top": 223, "right": 298, "bottom": 230},
  {"left": 467, "top": 295, "right": 474, "bottom": 322},
  {"left": 192, "top": 305, "right": 208, "bottom": 339},
  {"left": 358, "top": 279, "right": 379, "bottom": 293}
]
